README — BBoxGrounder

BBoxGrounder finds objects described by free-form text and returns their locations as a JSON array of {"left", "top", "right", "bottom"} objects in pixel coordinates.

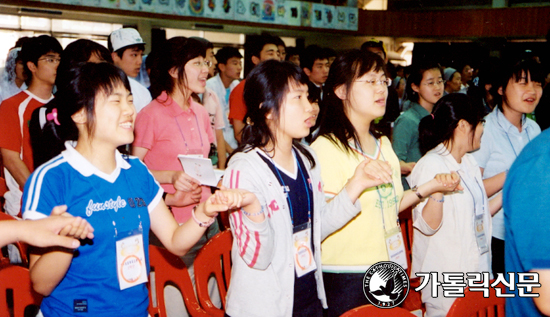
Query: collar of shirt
[
  {"left": 492, "top": 107, "right": 528, "bottom": 135},
  {"left": 410, "top": 102, "right": 430, "bottom": 119},
  {"left": 63, "top": 141, "right": 131, "bottom": 182},
  {"left": 156, "top": 91, "right": 199, "bottom": 118}
]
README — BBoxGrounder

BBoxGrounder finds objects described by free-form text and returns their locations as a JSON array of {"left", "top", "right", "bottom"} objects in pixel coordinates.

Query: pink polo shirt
[{"left": 134, "top": 91, "right": 215, "bottom": 223}]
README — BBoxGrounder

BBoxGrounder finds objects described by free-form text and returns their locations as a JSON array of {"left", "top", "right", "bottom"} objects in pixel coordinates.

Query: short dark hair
[
  {"left": 247, "top": 35, "right": 279, "bottom": 59},
  {"left": 301, "top": 45, "right": 328, "bottom": 71},
  {"left": 56, "top": 39, "right": 113, "bottom": 90},
  {"left": 361, "top": 39, "right": 386, "bottom": 59},
  {"left": 273, "top": 36, "right": 286, "bottom": 48},
  {"left": 285, "top": 46, "right": 301, "bottom": 61},
  {"left": 216, "top": 46, "right": 243, "bottom": 65},
  {"left": 21, "top": 35, "right": 63, "bottom": 85},
  {"left": 324, "top": 47, "right": 337, "bottom": 59},
  {"left": 495, "top": 57, "right": 544, "bottom": 110}
]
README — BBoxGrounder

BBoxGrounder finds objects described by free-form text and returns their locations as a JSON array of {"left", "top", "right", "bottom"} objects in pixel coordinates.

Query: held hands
[
  {"left": 46, "top": 205, "right": 94, "bottom": 245},
  {"left": 430, "top": 171, "right": 463, "bottom": 194},
  {"left": 400, "top": 161, "right": 416, "bottom": 175},
  {"left": 351, "top": 158, "right": 393, "bottom": 190},
  {"left": 19, "top": 215, "right": 94, "bottom": 249},
  {"left": 345, "top": 158, "right": 393, "bottom": 203},
  {"left": 204, "top": 187, "right": 258, "bottom": 218},
  {"left": 172, "top": 171, "right": 201, "bottom": 192}
]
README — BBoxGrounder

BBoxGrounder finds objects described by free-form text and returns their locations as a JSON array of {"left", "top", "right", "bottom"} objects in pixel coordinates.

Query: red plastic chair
[
  {"left": 147, "top": 245, "right": 208, "bottom": 317},
  {"left": 0, "top": 213, "right": 28, "bottom": 267},
  {"left": 446, "top": 284, "right": 506, "bottom": 317},
  {"left": 0, "top": 265, "right": 42, "bottom": 317},
  {"left": 193, "top": 230, "right": 233, "bottom": 317},
  {"left": 341, "top": 304, "right": 417, "bottom": 316}
]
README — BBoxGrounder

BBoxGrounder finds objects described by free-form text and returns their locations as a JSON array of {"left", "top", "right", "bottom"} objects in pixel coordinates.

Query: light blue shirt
[
  {"left": 472, "top": 107, "right": 540, "bottom": 240},
  {"left": 206, "top": 73, "right": 240, "bottom": 149}
]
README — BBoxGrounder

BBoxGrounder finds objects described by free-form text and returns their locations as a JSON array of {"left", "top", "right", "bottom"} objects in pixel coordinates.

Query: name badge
[
  {"left": 385, "top": 226, "right": 408, "bottom": 270},
  {"left": 293, "top": 223, "right": 317, "bottom": 277},
  {"left": 116, "top": 231, "right": 148, "bottom": 290},
  {"left": 474, "top": 214, "right": 489, "bottom": 255}
]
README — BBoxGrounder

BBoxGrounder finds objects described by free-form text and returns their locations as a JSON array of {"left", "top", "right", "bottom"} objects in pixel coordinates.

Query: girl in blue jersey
[{"left": 22, "top": 62, "right": 249, "bottom": 317}]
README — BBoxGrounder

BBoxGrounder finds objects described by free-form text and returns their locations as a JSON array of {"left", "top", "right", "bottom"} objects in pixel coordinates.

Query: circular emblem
[
  {"left": 120, "top": 255, "right": 143, "bottom": 283},
  {"left": 363, "top": 261, "right": 410, "bottom": 308}
]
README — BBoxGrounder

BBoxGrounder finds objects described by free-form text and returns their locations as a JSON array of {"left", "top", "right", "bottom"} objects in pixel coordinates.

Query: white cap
[{"left": 109, "top": 28, "right": 145, "bottom": 52}]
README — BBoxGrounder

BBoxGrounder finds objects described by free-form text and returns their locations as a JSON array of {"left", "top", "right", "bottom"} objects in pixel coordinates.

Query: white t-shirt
[{"left": 129, "top": 77, "right": 152, "bottom": 113}]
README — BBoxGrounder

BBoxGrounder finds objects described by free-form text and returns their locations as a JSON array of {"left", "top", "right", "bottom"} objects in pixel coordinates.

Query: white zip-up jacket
[{"left": 223, "top": 146, "right": 362, "bottom": 317}]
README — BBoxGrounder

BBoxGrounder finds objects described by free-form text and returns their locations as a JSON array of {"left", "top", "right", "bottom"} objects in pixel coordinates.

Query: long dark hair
[
  {"left": 315, "top": 49, "right": 386, "bottom": 154},
  {"left": 419, "top": 93, "right": 485, "bottom": 155},
  {"left": 230, "top": 60, "right": 315, "bottom": 167},
  {"left": 34, "top": 62, "right": 131, "bottom": 166},
  {"left": 148, "top": 37, "right": 206, "bottom": 100}
]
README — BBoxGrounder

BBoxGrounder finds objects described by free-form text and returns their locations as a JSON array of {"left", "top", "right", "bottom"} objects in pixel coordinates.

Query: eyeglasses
[
  {"left": 192, "top": 60, "right": 213, "bottom": 68},
  {"left": 355, "top": 78, "right": 392, "bottom": 87},
  {"left": 422, "top": 80, "right": 445, "bottom": 88},
  {"left": 38, "top": 57, "right": 61, "bottom": 64}
]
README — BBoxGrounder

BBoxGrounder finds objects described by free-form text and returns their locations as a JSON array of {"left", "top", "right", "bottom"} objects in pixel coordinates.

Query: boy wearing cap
[
  {"left": 108, "top": 28, "right": 152, "bottom": 112},
  {"left": 0, "top": 35, "right": 61, "bottom": 216},
  {"left": 206, "top": 47, "right": 243, "bottom": 153}
]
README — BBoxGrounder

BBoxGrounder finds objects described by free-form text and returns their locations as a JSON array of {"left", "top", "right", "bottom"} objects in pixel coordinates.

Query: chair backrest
[
  {"left": 341, "top": 304, "right": 417, "bottom": 316},
  {"left": 147, "top": 245, "right": 208, "bottom": 317},
  {"left": 0, "top": 176, "right": 7, "bottom": 199},
  {"left": 446, "top": 284, "right": 506, "bottom": 317},
  {"left": 193, "top": 229, "right": 233, "bottom": 317},
  {"left": 0, "top": 213, "right": 29, "bottom": 267},
  {"left": 0, "top": 265, "right": 42, "bottom": 317}
]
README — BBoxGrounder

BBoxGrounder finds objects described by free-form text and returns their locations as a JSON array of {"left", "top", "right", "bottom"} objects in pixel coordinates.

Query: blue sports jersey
[{"left": 23, "top": 143, "right": 162, "bottom": 317}]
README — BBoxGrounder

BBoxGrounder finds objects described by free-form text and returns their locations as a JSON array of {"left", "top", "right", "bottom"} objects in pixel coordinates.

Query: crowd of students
[{"left": 0, "top": 28, "right": 548, "bottom": 317}]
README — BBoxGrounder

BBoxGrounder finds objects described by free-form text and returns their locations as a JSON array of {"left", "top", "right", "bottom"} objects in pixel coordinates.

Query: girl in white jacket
[{"left": 222, "top": 60, "right": 397, "bottom": 317}]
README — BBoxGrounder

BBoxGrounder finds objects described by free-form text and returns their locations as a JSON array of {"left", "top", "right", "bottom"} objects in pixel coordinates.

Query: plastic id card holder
[
  {"left": 116, "top": 229, "right": 148, "bottom": 290},
  {"left": 475, "top": 214, "right": 489, "bottom": 255},
  {"left": 293, "top": 222, "right": 317, "bottom": 277},
  {"left": 385, "top": 226, "right": 408, "bottom": 270}
]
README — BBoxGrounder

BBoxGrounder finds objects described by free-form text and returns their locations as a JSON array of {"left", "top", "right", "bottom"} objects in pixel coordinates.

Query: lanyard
[
  {"left": 496, "top": 109, "right": 531, "bottom": 158},
  {"left": 457, "top": 170, "right": 486, "bottom": 217},
  {"left": 351, "top": 137, "right": 400, "bottom": 232},
  {"left": 267, "top": 149, "right": 312, "bottom": 227},
  {"left": 175, "top": 109, "right": 204, "bottom": 154}
]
